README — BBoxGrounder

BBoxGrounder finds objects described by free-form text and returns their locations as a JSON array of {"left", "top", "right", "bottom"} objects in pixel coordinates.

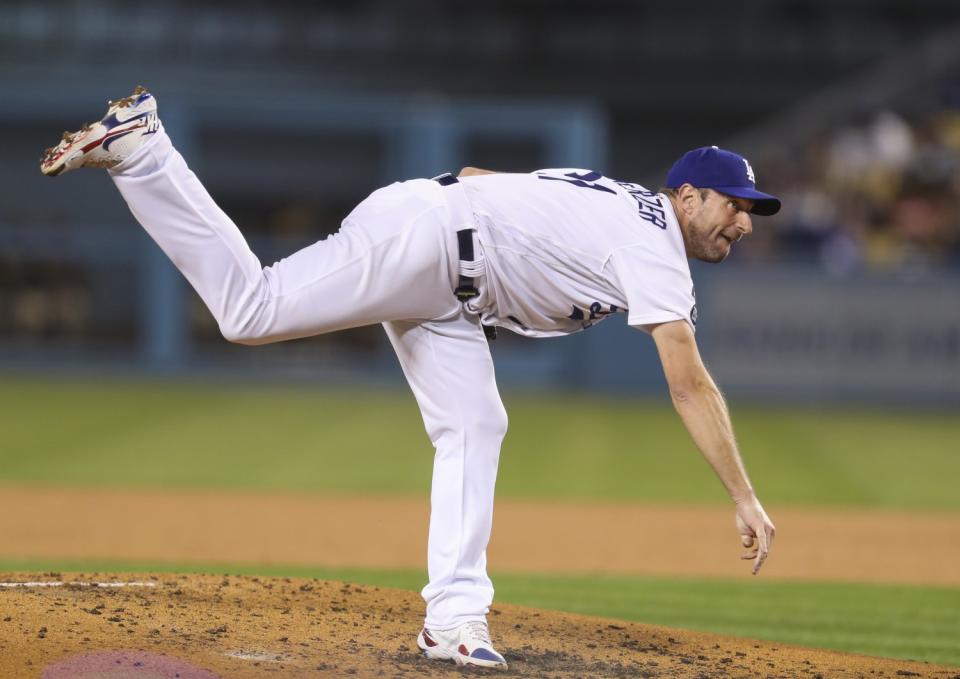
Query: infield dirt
[
  {"left": 1, "top": 572, "right": 958, "bottom": 679},
  {"left": 1, "top": 486, "right": 959, "bottom": 585}
]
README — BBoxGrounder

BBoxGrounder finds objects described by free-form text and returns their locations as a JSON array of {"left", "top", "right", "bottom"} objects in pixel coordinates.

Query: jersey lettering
[
  {"left": 615, "top": 181, "right": 668, "bottom": 230},
  {"left": 566, "top": 302, "right": 625, "bottom": 327},
  {"left": 536, "top": 171, "right": 668, "bottom": 230}
]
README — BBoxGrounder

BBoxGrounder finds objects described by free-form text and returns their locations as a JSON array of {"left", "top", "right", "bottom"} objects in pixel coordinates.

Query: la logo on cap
[{"left": 743, "top": 157, "right": 756, "bottom": 184}]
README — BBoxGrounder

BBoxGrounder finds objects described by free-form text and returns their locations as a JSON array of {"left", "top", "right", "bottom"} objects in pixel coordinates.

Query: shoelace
[{"left": 463, "top": 621, "right": 492, "bottom": 645}]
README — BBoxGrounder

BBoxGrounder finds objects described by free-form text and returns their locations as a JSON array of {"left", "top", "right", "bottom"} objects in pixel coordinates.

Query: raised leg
[{"left": 109, "top": 130, "right": 460, "bottom": 344}]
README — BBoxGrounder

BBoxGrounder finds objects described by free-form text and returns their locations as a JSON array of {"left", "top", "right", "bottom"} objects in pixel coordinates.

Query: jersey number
[
  {"left": 537, "top": 171, "right": 616, "bottom": 195},
  {"left": 537, "top": 170, "right": 668, "bottom": 229}
]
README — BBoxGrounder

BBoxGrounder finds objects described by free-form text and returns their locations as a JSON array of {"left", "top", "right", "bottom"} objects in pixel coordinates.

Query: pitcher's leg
[
  {"left": 108, "top": 130, "right": 273, "bottom": 341},
  {"left": 383, "top": 314, "right": 507, "bottom": 629},
  {"left": 109, "top": 130, "right": 459, "bottom": 343}
]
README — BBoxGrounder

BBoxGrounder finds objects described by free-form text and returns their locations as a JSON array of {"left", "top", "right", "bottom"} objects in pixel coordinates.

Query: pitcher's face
[{"left": 682, "top": 189, "right": 755, "bottom": 263}]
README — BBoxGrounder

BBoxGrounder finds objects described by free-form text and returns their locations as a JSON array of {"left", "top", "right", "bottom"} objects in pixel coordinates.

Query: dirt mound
[{"left": 0, "top": 572, "right": 955, "bottom": 679}]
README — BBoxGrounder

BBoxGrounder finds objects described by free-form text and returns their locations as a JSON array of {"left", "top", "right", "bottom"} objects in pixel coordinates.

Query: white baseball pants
[{"left": 109, "top": 129, "right": 507, "bottom": 630}]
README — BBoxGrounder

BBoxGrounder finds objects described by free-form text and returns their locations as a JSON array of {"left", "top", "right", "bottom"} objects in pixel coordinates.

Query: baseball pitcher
[{"left": 41, "top": 87, "right": 778, "bottom": 670}]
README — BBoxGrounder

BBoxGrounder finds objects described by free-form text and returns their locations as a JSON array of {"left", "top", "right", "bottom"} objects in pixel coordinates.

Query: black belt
[
  {"left": 434, "top": 173, "right": 497, "bottom": 340},
  {"left": 454, "top": 228, "right": 479, "bottom": 301}
]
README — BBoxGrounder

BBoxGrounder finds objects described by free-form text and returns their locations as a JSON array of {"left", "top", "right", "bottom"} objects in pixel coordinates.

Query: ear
[{"left": 676, "top": 184, "right": 703, "bottom": 217}]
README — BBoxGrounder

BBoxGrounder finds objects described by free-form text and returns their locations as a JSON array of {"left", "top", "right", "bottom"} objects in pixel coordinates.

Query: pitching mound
[{"left": 0, "top": 573, "right": 955, "bottom": 678}]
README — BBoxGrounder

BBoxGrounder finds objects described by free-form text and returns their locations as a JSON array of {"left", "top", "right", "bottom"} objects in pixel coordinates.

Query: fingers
[
  {"left": 751, "top": 525, "right": 772, "bottom": 575},
  {"left": 734, "top": 502, "right": 775, "bottom": 575},
  {"left": 737, "top": 513, "right": 755, "bottom": 549}
]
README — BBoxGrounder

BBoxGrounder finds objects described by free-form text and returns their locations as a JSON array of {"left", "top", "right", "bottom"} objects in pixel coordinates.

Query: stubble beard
[{"left": 682, "top": 217, "right": 729, "bottom": 264}]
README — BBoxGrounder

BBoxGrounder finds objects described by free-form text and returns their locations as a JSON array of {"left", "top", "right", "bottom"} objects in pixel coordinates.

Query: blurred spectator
[{"left": 760, "top": 103, "right": 960, "bottom": 274}]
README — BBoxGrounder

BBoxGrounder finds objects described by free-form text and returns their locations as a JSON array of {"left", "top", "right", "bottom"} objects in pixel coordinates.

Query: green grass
[
  {"left": 2, "top": 377, "right": 959, "bottom": 509},
  {"left": 2, "top": 559, "right": 957, "bottom": 667}
]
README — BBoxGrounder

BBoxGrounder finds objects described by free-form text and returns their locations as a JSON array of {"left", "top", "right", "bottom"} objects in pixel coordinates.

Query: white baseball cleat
[
  {"left": 416, "top": 620, "right": 508, "bottom": 669},
  {"left": 40, "top": 85, "right": 161, "bottom": 177}
]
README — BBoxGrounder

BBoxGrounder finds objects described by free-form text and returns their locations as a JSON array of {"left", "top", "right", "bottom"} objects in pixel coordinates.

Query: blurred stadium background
[
  {"left": 1, "top": 0, "right": 958, "bottom": 401},
  {"left": 2, "top": 2, "right": 960, "bottom": 667}
]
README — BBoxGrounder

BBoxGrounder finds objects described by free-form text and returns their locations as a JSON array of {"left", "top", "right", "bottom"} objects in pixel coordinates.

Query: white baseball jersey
[
  {"left": 461, "top": 168, "right": 696, "bottom": 337},
  {"left": 459, "top": 169, "right": 697, "bottom": 337}
]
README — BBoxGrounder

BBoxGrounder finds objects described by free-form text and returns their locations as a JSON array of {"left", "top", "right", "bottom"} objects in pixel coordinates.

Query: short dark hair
[{"left": 660, "top": 186, "right": 709, "bottom": 201}]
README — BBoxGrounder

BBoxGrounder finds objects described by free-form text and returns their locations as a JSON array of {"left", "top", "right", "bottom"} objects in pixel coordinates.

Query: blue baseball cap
[{"left": 665, "top": 146, "right": 781, "bottom": 216}]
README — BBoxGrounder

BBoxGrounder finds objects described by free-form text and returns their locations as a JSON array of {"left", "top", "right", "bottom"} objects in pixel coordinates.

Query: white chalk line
[
  {"left": 223, "top": 650, "right": 285, "bottom": 663},
  {"left": 0, "top": 581, "right": 157, "bottom": 588}
]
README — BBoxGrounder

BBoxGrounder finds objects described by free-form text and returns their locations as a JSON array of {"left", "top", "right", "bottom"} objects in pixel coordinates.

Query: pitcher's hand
[{"left": 735, "top": 495, "right": 775, "bottom": 575}]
